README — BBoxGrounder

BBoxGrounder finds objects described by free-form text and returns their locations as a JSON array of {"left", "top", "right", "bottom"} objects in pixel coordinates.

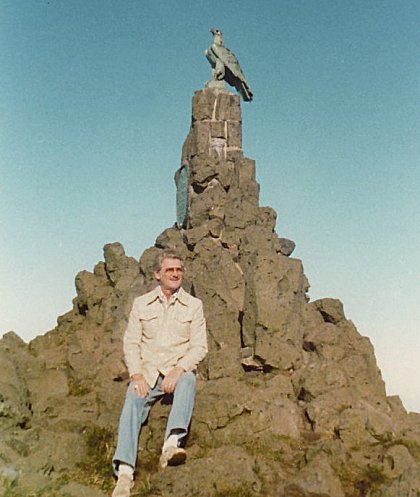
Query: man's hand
[
  {"left": 131, "top": 373, "right": 149, "bottom": 398},
  {"left": 161, "top": 367, "right": 184, "bottom": 394}
]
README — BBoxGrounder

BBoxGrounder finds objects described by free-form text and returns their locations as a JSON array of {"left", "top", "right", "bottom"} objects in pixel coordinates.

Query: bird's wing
[
  {"left": 205, "top": 47, "right": 217, "bottom": 67},
  {"left": 212, "top": 44, "right": 246, "bottom": 82}
]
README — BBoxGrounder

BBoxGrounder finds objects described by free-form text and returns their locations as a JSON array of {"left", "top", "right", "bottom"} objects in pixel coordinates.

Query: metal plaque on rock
[{"left": 175, "top": 164, "right": 189, "bottom": 228}]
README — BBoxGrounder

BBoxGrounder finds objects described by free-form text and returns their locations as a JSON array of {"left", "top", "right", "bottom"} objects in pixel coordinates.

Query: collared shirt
[{"left": 123, "top": 286, "right": 208, "bottom": 387}]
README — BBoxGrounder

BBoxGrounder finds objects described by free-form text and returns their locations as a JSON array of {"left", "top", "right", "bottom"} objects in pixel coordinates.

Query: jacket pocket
[
  {"left": 171, "top": 315, "right": 192, "bottom": 340},
  {"left": 139, "top": 313, "right": 159, "bottom": 339}
]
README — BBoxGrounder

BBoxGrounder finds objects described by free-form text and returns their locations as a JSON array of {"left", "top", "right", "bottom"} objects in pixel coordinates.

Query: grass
[
  {"left": 212, "top": 483, "right": 260, "bottom": 497},
  {"left": 132, "top": 473, "right": 159, "bottom": 496},
  {"left": 385, "top": 437, "right": 420, "bottom": 460},
  {"left": 244, "top": 434, "right": 305, "bottom": 468},
  {"left": 73, "top": 425, "right": 162, "bottom": 495},
  {"left": 73, "top": 424, "right": 115, "bottom": 491},
  {"left": 363, "top": 465, "right": 387, "bottom": 485},
  {"left": 354, "top": 464, "right": 389, "bottom": 497},
  {"left": 67, "top": 378, "right": 92, "bottom": 396},
  {"left": 1, "top": 478, "right": 69, "bottom": 497}
]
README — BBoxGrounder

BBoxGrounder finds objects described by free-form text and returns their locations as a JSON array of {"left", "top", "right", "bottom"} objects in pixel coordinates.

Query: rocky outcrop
[{"left": 1, "top": 88, "right": 419, "bottom": 497}]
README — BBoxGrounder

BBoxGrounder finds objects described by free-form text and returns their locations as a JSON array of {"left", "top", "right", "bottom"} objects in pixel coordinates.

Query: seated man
[{"left": 112, "top": 250, "right": 208, "bottom": 497}]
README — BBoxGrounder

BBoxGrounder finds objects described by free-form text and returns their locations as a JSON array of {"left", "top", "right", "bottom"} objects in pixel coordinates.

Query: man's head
[{"left": 153, "top": 250, "right": 185, "bottom": 296}]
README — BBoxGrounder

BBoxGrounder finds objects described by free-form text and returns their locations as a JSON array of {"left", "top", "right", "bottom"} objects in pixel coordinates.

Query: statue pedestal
[{"left": 204, "top": 79, "right": 228, "bottom": 94}]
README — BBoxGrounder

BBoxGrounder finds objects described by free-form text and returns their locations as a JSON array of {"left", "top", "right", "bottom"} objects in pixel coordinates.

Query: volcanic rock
[{"left": 0, "top": 88, "right": 419, "bottom": 497}]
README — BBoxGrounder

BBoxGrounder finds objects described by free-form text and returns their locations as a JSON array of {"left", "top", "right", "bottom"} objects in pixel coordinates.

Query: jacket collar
[{"left": 146, "top": 285, "right": 188, "bottom": 306}]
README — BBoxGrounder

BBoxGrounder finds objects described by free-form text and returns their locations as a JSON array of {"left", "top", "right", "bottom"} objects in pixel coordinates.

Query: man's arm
[
  {"left": 130, "top": 372, "right": 149, "bottom": 397},
  {"left": 161, "top": 366, "right": 185, "bottom": 394},
  {"left": 123, "top": 299, "right": 148, "bottom": 397},
  {"left": 176, "top": 299, "right": 208, "bottom": 372},
  {"left": 161, "top": 298, "right": 207, "bottom": 394}
]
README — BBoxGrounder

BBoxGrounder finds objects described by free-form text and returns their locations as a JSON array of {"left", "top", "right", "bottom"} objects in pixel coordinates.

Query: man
[{"left": 112, "top": 250, "right": 207, "bottom": 497}]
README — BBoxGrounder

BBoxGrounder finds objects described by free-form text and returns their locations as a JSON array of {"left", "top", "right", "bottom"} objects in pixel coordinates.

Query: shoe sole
[{"left": 167, "top": 450, "right": 186, "bottom": 466}]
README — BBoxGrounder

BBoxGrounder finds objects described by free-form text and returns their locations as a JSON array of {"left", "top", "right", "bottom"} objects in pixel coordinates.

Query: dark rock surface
[{"left": 1, "top": 88, "right": 419, "bottom": 497}]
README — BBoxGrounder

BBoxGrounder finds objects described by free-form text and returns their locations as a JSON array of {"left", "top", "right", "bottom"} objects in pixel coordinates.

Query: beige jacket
[{"left": 123, "top": 286, "right": 207, "bottom": 387}]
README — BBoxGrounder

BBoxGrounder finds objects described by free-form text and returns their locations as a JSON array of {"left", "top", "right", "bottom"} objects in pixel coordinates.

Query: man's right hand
[{"left": 131, "top": 373, "right": 148, "bottom": 397}]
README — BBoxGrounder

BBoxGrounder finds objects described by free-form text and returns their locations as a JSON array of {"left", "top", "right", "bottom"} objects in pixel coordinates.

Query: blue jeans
[{"left": 112, "top": 371, "right": 196, "bottom": 474}]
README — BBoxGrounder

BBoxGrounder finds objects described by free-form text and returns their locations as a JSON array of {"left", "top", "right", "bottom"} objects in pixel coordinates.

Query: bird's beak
[{"left": 210, "top": 28, "right": 216, "bottom": 34}]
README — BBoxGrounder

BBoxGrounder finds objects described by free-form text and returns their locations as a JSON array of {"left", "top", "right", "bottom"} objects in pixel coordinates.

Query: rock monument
[{"left": 1, "top": 54, "right": 419, "bottom": 497}]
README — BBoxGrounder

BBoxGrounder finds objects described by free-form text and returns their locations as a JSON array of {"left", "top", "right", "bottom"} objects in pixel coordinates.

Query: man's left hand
[{"left": 161, "top": 367, "right": 184, "bottom": 394}]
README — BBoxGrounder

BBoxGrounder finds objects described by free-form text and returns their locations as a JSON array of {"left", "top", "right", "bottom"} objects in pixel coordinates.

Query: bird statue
[{"left": 205, "top": 28, "right": 253, "bottom": 102}]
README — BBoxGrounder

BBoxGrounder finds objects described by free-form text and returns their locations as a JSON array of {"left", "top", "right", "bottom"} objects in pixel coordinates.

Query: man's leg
[
  {"left": 112, "top": 381, "right": 162, "bottom": 475},
  {"left": 160, "top": 371, "right": 196, "bottom": 467},
  {"left": 164, "top": 371, "right": 196, "bottom": 443}
]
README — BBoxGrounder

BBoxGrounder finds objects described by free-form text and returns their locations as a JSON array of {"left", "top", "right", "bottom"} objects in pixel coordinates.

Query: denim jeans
[{"left": 112, "top": 371, "right": 196, "bottom": 474}]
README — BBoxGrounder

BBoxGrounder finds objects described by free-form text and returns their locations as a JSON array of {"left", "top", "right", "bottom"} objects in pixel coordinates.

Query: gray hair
[{"left": 153, "top": 250, "right": 185, "bottom": 272}]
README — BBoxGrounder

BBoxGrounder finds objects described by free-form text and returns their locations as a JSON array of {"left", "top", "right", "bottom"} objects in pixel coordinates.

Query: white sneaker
[
  {"left": 159, "top": 446, "right": 187, "bottom": 468},
  {"left": 112, "top": 473, "right": 134, "bottom": 497}
]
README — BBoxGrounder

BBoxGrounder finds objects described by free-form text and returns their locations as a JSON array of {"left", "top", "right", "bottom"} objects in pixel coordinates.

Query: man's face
[{"left": 154, "top": 257, "right": 184, "bottom": 294}]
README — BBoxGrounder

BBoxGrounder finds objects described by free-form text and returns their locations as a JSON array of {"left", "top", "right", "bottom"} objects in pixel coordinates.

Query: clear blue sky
[{"left": 1, "top": 1, "right": 419, "bottom": 411}]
